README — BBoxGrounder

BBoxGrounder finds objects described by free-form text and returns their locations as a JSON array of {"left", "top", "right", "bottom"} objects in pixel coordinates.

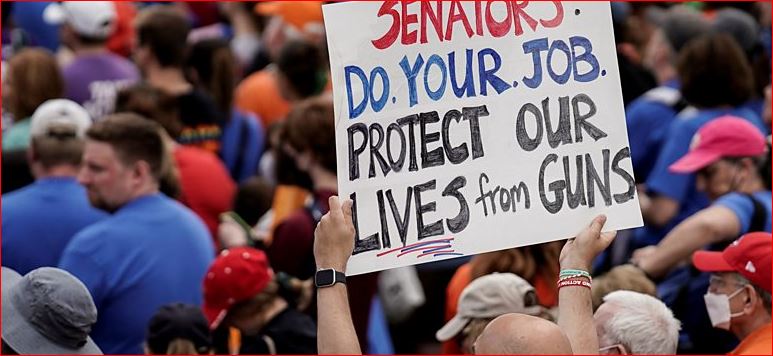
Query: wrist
[
  {"left": 316, "top": 260, "right": 347, "bottom": 273},
  {"left": 560, "top": 259, "right": 591, "bottom": 273}
]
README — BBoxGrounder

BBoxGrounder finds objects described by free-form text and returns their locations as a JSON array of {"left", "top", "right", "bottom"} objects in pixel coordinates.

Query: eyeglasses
[{"left": 709, "top": 275, "right": 748, "bottom": 290}]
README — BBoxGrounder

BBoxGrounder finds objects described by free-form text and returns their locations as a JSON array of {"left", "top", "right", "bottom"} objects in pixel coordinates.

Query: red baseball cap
[
  {"left": 202, "top": 247, "right": 274, "bottom": 329},
  {"left": 669, "top": 116, "right": 766, "bottom": 173},
  {"left": 693, "top": 232, "right": 772, "bottom": 292}
]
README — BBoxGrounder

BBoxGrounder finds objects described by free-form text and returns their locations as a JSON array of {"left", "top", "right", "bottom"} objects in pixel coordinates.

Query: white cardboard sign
[{"left": 323, "top": 1, "right": 643, "bottom": 276}]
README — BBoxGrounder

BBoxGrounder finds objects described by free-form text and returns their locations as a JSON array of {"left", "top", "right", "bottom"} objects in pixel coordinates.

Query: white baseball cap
[
  {"left": 435, "top": 273, "right": 543, "bottom": 342},
  {"left": 44, "top": 1, "right": 117, "bottom": 39},
  {"left": 30, "top": 99, "right": 92, "bottom": 139}
]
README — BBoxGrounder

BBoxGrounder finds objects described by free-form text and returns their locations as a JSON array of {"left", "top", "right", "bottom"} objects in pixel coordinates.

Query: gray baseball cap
[
  {"left": 436, "top": 273, "right": 543, "bottom": 342},
  {"left": 2, "top": 267, "right": 102, "bottom": 354}
]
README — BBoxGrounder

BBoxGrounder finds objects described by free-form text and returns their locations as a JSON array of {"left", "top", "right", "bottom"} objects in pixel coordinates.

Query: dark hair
[
  {"left": 116, "top": 84, "right": 183, "bottom": 138},
  {"left": 678, "top": 33, "right": 754, "bottom": 108},
  {"left": 137, "top": 6, "right": 191, "bottom": 68},
  {"left": 282, "top": 96, "right": 336, "bottom": 173},
  {"left": 233, "top": 177, "right": 275, "bottom": 226},
  {"left": 187, "top": 39, "right": 237, "bottom": 118},
  {"left": 277, "top": 40, "right": 325, "bottom": 99},
  {"left": 6, "top": 48, "right": 63, "bottom": 121},
  {"left": 114, "top": 85, "right": 183, "bottom": 198},
  {"left": 86, "top": 113, "right": 166, "bottom": 181}
]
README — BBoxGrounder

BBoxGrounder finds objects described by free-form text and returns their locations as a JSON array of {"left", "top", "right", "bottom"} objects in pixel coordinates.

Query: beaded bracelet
[
  {"left": 558, "top": 274, "right": 592, "bottom": 283},
  {"left": 557, "top": 278, "right": 592, "bottom": 290},
  {"left": 559, "top": 269, "right": 591, "bottom": 278}
]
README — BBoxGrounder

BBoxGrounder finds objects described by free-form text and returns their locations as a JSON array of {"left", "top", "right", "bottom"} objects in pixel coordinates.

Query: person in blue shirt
[
  {"left": 2, "top": 99, "right": 106, "bottom": 275},
  {"left": 637, "top": 33, "right": 766, "bottom": 248},
  {"left": 626, "top": 6, "right": 709, "bottom": 181},
  {"left": 631, "top": 116, "right": 770, "bottom": 354},
  {"left": 58, "top": 114, "right": 215, "bottom": 354},
  {"left": 633, "top": 116, "right": 771, "bottom": 279}
]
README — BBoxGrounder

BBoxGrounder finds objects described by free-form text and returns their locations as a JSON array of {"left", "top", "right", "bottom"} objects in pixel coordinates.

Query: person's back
[
  {"left": 2, "top": 178, "right": 106, "bottom": 274},
  {"left": 234, "top": 68, "right": 290, "bottom": 129},
  {"left": 2, "top": 99, "right": 106, "bottom": 274},
  {"left": 47, "top": 2, "right": 140, "bottom": 119},
  {"left": 174, "top": 145, "right": 236, "bottom": 241},
  {"left": 60, "top": 193, "right": 214, "bottom": 354},
  {"left": 64, "top": 52, "right": 139, "bottom": 119}
]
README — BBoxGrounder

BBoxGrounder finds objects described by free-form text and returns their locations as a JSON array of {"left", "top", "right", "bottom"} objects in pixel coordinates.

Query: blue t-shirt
[
  {"left": 58, "top": 194, "right": 215, "bottom": 354},
  {"left": 2, "top": 178, "right": 107, "bottom": 275},
  {"left": 716, "top": 191, "right": 772, "bottom": 234},
  {"left": 636, "top": 107, "right": 766, "bottom": 246},
  {"left": 626, "top": 82, "right": 681, "bottom": 181}
]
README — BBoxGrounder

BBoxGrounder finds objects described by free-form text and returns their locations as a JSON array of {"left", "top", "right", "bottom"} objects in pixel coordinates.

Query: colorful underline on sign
[
  {"left": 376, "top": 237, "right": 455, "bottom": 257},
  {"left": 400, "top": 245, "right": 451, "bottom": 258}
]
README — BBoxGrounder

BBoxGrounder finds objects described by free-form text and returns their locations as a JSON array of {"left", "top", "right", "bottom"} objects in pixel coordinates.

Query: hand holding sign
[
  {"left": 559, "top": 215, "right": 617, "bottom": 272},
  {"left": 314, "top": 196, "right": 355, "bottom": 273}
]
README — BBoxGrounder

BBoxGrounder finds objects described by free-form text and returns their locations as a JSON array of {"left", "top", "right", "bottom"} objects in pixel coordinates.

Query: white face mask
[{"left": 704, "top": 287, "right": 746, "bottom": 330}]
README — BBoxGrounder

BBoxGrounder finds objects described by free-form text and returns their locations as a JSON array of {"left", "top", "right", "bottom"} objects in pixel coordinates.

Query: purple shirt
[{"left": 63, "top": 52, "right": 140, "bottom": 120}]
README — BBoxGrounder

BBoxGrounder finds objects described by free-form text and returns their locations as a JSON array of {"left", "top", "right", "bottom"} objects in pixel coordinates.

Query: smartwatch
[{"left": 314, "top": 268, "right": 346, "bottom": 288}]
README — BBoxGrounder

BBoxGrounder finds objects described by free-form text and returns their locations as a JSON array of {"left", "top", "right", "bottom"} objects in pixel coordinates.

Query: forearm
[
  {"left": 638, "top": 218, "right": 716, "bottom": 278},
  {"left": 558, "top": 261, "right": 598, "bottom": 354},
  {"left": 317, "top": 284, "right": 361, "bottom": 355}
]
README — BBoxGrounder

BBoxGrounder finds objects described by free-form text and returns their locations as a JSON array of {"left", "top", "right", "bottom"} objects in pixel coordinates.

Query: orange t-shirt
[
  {"left": 234, "top": 68, "right": 290, "bottom": 130},
  {"left": 730, "top": 323, "right": 772, "bottom": 355},
  {"left": 442, "top": 263, "right": 559, "bottom": 354}
]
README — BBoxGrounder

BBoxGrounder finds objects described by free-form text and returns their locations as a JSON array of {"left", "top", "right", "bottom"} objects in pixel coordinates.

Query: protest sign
[{"left": 323, "top": 1, "right": 643, "bottom": 276}]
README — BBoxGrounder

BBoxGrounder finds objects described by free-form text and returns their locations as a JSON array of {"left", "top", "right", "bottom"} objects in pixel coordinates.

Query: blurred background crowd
[{"left": 0, "top": 1, "right": 771, "bottom": 355}]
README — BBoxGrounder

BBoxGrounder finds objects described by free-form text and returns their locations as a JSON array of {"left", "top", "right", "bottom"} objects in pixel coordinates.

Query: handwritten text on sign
[{"left": 323, "top": 1, "right": 643, "bottom": 276}]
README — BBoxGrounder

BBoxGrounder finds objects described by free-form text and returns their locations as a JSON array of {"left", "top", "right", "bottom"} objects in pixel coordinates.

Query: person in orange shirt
[
  {"left": 234, "top": 1, "right": 326, "bottom": 129},
  {"left": 692, "top": 232, "right": 772, "bottom": 355}
]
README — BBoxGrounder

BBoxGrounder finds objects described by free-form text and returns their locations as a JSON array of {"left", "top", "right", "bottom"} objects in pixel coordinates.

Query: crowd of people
[{"left": 0, "top": 1, "right": 770, "bottom": 355}]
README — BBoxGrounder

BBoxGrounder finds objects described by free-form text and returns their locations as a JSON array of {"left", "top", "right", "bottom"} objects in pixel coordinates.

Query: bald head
[{"left": 474, "top": 313, "right": 573, "bottom": 354}]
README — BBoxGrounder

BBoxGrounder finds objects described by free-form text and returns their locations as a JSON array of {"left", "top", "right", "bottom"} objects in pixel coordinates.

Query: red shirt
[{"left": 174, "top": 146, "right": 236, "bottom": 245}]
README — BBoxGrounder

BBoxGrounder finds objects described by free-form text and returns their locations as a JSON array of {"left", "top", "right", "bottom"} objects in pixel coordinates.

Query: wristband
[
  {"left": 560, "top": 269, "right": 591, "bottom": 280},
  {"left": 557, "top": 278, "right": 592, "bottom": 290},
  {"left": 558, "top": 274, "right": 592, "bottom": 283}
]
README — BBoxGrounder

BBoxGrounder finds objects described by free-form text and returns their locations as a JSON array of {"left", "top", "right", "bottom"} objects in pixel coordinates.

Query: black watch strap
[{"left": 314, "top": 268, "right": 346, "bottom": 288}]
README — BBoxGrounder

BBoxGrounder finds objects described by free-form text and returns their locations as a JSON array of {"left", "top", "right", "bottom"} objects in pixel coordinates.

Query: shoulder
[{"left": 66, "top": 219, "right": 118, "bottom": 252}]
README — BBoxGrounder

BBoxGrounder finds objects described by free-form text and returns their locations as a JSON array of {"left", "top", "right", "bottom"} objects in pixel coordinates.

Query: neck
[
  {"left": 34, "top": 165, "right": 80, "bottom": 179},
  {"left": 654, "top": 66, "right": 676, "bottom": 86},
  {"left": 733, "top": 313, "right": 771, "bottom": 340},
  {"left": 127, "top": 183, "right": 161, "bottom": 203},
  {"left": 73, "top": 45, "right": 106, "bottom": 56},
  {"left": 310, "top": 166, "right": 338, "bottom": 192},
  {"left": 145, "top": 66, "right": 192, "bottom": 96}
]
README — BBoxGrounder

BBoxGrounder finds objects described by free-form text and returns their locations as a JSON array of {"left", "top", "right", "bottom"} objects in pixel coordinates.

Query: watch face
[{"left": 315, "top": 269, "right": 335, "bottom": 286}]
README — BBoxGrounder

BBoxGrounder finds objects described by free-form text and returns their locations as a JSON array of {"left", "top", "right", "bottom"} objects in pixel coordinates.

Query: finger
[
  {"left": 588, "top": 214, "right": 607, "bottom": 236},
  {"left": 599, "top": 230, "right": 617, "bottom": 248},
  {"left": 341, "top": 199, "right": 354, "bottom": 226},
  {"left": 328, "top": 195, "right": 343, "bottom": 221}
]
